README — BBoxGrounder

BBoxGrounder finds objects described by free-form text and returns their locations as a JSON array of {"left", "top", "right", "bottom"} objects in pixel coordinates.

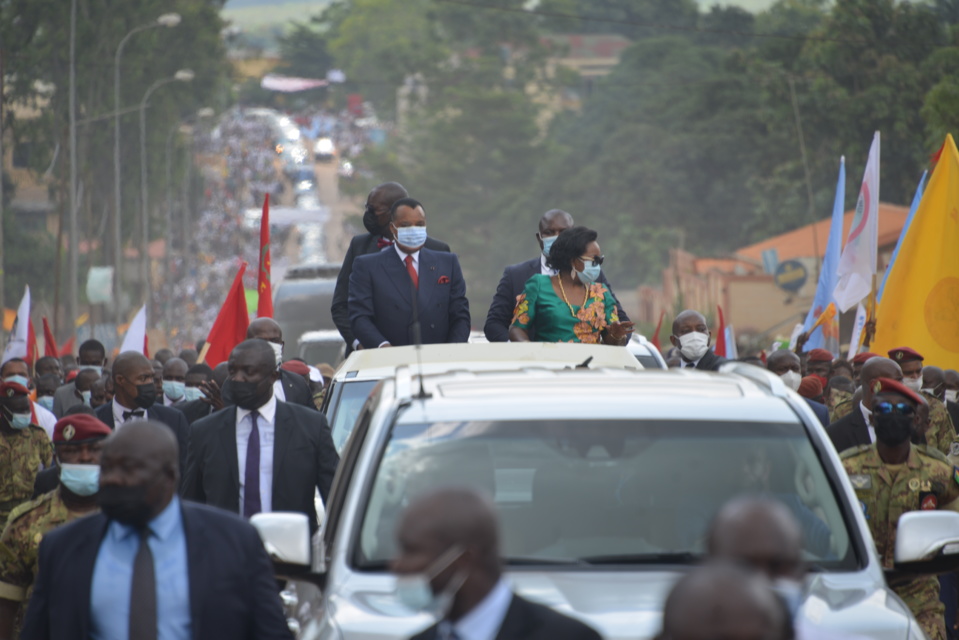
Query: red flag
[
  {"left": 200, "top": 263, "right": 251, "bottom": 367},
  {"left": 714, "top": 306, "right": 727, "bottom": 358},
  {"left": 650, "top": 310, "right": 665, "bottom": 351},
  {"left": 257, "top": 194, "right": 273, "bottom": 318},
  {"left": 25, "top": 319, "right": 37, "bottom": 366},
  {"left": 42, "top": 317, "right": 58, "bottom": 358},
  {"left": 59, "top": 336, "right": 75, "bottom": 358}
]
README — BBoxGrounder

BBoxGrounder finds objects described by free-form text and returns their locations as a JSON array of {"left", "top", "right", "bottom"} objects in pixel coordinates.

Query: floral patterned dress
[{"left": 510, "top": 274, "right": 620, "bottom": 344}]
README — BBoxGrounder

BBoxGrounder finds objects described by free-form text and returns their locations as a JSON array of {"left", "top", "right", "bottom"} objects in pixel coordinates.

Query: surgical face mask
[
  {"left": 79, "top": 365, "right": 103, "bottom": 377},
  {"left": 395, "top": 546, "right": 466, "bottom": 615},
  {"left": 903, "top": 376, "right": 922, "bottom": 393},
  {"left": 4, "top": 408, "right": 31, "bottom": 430},
  {"left": 269, "top": 342, "right": 284, "bottom": 367},
  {"left": 59, "top": 463, "right": 100, "bottom": 497},
  {"left": 37, "top": 396, "right": 55, "bottom": 412},
  {"left": 575, "top": 261, "right": 602, "bottom": 285},
  {"left": 163, "top": 380, "right": 185, "bottom": 401},
  {"left": 541, "top": 234, "right": 558, "bottom": 257},
  {"left": 947, "top": 390, "right": 958, "bottom": 404},
  {"left": 677, "top": 331, "right": 710, "bottom": 362},
  {"left": 395, "top": 226, "right": 427, "bottom": 249},
  {"left": 875, "top": 413, "right": 914, "bottom": 447},
  {"left": 80, "top": 390, "right": 92, "bottom": 406},
  {"left": 780, "top": 370, "right": 802, "bottom": 392},
  {"left": 772, "top": 577, "right": 804, "bottom": 619},
  {"left": 183, "top": 386, "right": 204, "bottom": 402},
  {"left": 921, "top": 387, "right": 938, "bottom": 397},
  {"left": 3, "top": 375, "right": 30, "bottom": 388}
]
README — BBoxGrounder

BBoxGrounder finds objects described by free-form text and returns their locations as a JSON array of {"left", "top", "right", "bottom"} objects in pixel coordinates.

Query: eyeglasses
[
  {"left": 579, "top": 255, "right": 605, "bottom": 266},
  {"left": 874, "top": 402, "right": 915, "bottom": 416}
]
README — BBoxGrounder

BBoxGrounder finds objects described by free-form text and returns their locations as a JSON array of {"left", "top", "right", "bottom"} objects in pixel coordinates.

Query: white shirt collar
[
  {"left": 236, "top": 392, "right": 277, "bottom": 425},
  {"left": 445, "top": 578, "right": 513, "bottom": 640},
  {"left": 539, "top": 254, "right": 557, "bottom": 276},
  {"left": 112, "top": 398, "right": 144, "bottom": 425},
  {"left": 394, "top": 244, "right": 420, "bottom": 267},
  {"left": 860, "top": 401, "right": 876, "bottom": 443}
]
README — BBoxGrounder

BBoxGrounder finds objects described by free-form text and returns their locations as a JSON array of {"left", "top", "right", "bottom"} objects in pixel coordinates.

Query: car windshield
[
  {"left": 356, "top": 419, "right": 857, "bottom": 570},
  {"left": 329, "top": 379, "right": 379, "bottom": 452},
  {"left": 300, "top": 341, "right": 343, "bottom": 368}
]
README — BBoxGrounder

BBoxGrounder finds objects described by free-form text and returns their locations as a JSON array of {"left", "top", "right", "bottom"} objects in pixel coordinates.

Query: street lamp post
[
  {"left": 113, "top": 12, "right": 180, "bottom": 324},
  {"left": 139, "top": 69, "right": 193, "bottom": 312}
]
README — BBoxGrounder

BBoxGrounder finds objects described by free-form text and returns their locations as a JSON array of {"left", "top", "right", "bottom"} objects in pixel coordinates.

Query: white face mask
[
  {"left": 780, "top": 370, "right": 802, "bottom": 392},
  {"left": 677, "top": 331, "right": 710, "bottom": 362},
  {"left": 394, "top": 546, "right": 466, "bottom": 616},
  {"left": 946, "top": 390, "right": 958, "bottom": 404},
  {"left": 269, "top": 342, "right": 283, "bottom": 367},
  {"left": 903, "top": 376, "right": 922, "bottom": 392}
]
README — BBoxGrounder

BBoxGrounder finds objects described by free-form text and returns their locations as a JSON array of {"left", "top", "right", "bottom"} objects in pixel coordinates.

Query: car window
[
  {"left": 355, "top": 419, "right": 856, "bottom": 571},
  {"left": 329, "top": 380, "right": 380, "bottom": 453},
  {"left": 300, "top": 342, "right": 344, "bottom": 367}
]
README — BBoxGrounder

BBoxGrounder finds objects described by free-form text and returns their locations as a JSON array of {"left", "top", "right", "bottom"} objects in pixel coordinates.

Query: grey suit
[{"left": 52, "top": 382, "right": 80, "bottom": 418}]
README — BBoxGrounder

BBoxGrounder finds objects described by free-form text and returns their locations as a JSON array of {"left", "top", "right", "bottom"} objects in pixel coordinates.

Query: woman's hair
[{"left": 547, "top": 225, "right": 598, "bottom": 273}]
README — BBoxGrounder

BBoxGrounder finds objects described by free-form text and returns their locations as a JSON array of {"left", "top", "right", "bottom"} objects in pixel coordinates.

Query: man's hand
[{"left": 199, "top": 380, "right": 224, "bottom": 411}]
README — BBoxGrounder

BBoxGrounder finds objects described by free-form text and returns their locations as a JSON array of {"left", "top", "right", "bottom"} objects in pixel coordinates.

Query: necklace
[{"left": 557, "top": 273, "right": 589, "bottom": 318}]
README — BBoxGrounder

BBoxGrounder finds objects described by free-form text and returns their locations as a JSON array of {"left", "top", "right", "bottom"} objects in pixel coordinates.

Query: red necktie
[
  {"left": 405, "top": 254, "right": 419, "bottom": 289},
  {"left": 377, "top": 237, "right": 394, "bottom": 249}
]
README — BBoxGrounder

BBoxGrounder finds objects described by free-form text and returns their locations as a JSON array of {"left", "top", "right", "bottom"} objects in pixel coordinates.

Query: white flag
[
  {"left": 1, "top": 286, "right": 30, "bottom": 365},
  {"left": 119, "top": 305, "right": 147, "bottom": 356},
  {"left": 847, "top": 303, "right": 868, "bottom": 360},
  {"left": 833, "top": 132, "right": 880, "bottom": 312}
]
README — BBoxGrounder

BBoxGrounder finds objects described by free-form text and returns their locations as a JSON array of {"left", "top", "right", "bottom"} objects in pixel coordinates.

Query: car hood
[{"left": 321, "top": 569, "right": 913, "bottom": 640}]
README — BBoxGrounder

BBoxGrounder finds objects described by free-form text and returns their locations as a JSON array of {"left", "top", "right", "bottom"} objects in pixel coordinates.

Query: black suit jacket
[
  {"left": 278, "top": 368, "right": 316, "bottom": 409},
  {"left": 348, "top": 247, "right": 471, "bottom": 348},
  {"left": 690, "top": 349, "right": 729, "bottom": 372},
  {"left": 483, "top": 257, "right": 630, "bottom": 342},
  {"left": 332, "top": 233, "right": 450, "bottom": 350},
  {"left": 805, "top": 398, "right": 830, "bottom": 427},
  {"left": 20, "top": 501, "right": 292, "bottom": 640},
  {"left": 182, "top": 401, "right": 339, "bottom": 532},
  {"left": 409, "top": 594, "right": 601, "bottom": 640},
  {"left": 948, "top": 401, "right": 959, "bottom": 435},
  {"left": 175, "top": 398, "right": 214, "bottom": 425},
  {"left": 826, "top": 404, "right": 870, "bottom": 454},
  {"left": 95, "top": 402, "right": 190, "bottom": 487}
]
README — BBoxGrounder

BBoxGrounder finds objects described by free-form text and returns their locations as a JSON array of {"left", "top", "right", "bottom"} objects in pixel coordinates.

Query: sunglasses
[
  {"left": 874, "top": 402, "right": 915, "bottom": 416},
  {"left": 579, "top": 255, "right": 605, "bottom": 266}
]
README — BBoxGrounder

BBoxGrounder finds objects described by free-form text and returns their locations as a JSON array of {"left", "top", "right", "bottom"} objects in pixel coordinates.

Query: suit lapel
[
  {"left": 182, "top": 505, "right": 209, "bottom": 636},
  {"left": 853, "top": 407, "right": 871, "bottom": 445},
  {"left": 495, "top": 595, "right": 533, "bottom": 640},
  {"left": 418, "top": 249, "right": 439, "bottom": 310},
  {"left": 381, "top": 248, "right": 415, "bottom": 304},
  {"left": 77, "top": 516, "right": 111, "bottom": 636},
  {"left": 219, "top": 411, "right": 241, "bottom": 502},
  {"left": 272, "top": 403, "right": 293, "bottom": 505},
  {"left": 522, "top": 257, "right": 539, "bottom": 282}
]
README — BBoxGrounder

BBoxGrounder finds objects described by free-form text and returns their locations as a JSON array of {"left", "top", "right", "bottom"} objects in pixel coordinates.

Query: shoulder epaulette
[{"left": 840, "top": 444, "right": 873, "bottom": 459}]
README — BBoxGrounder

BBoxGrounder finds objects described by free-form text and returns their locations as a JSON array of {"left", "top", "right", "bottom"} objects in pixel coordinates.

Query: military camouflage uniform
[
  {"left": 0, "top": 426, "right": 52, "bottom": 524},
  {"left": 829, "top": 389, "right": 855, "bottom": 423},
  {"left": 842, "top": 443, "right": 959, "bottom": 640},
  {"left": 921, "top": 392, "right": 957, "bottom": 458},
  {"left": 0, "top": 489, "right": 93, "bottom": 633}
]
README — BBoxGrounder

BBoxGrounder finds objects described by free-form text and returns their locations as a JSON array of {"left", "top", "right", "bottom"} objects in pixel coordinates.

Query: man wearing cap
[
  {"left": 804, "top": 348, "right": 832, "bottom": 388},
  {"left": 0, "top": 382, "right": 52, "bottom": 525},
  {"left": 888, "top": 347, "right": 957, "bottom": 458},
  {"left": 827, "top": 357, "right": 903, "bottom": 454},
  {"left": 841, "top": 377, "right": 959, "bottom": 640},
  {"left": 0, "top": 414, "right": 109, "bottom": 636}
]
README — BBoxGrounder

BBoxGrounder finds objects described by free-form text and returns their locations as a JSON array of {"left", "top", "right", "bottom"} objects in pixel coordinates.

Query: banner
[
  {"left": 802, "top": 157, "right": 845, "bottom": 354},
  {"left": 834, "top": 132, "right": 880, "bottom": 313}
]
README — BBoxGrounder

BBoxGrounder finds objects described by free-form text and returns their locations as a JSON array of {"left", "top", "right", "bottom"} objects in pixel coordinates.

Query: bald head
[
  {"left": 923, "top": 365, "right": 944, "bottom": 396},
  {"left": 708, "top": 497, "right": 804, "bottom": 581},
  {"left": 230, "top": 339, "right": 277, "bottom": 372},
  {"left": 366, "top": 182, "right": 409, "bottom": 234},
  {"left": 861, "top": 357, "right": 902, "bottom": 406},
  {"left": 538, "top": 209, "right": 573, "bottom": 234},
  {"left": 162, "top": 357, "right": 188, "bottom": 382},
  {"left": 99, "top": 420, "right": 179, "bottom": 524},
  {"left": 113, "top": 351, "right": 152, "bottom": 381},
  {"left": 104, "top": 420, "right": 178, "bottom": 473},
  {"left": 672, "top": 310, "right": 707, "bottom": 336},
  {"left": 660, "top": 562, "right": 788, "bottom": 640},
  {"left": 247, "top": 317, "right": 283, "bottom": 342},
  {"left": 370, "top": 181, "right": 407, "bottom": 202},
  {"left": 766, "top": 350, "right": 800, "bottom": 376}
]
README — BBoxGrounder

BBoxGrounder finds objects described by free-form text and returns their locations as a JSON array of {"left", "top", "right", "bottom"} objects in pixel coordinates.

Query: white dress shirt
[
  {"left": 394, "top": 244, "right": 420, "bottom": 275},
  {"left": 681, "top": 358, "right": 701, "bottom": 369},
  {"left": 31, "top": 401, "right": 57, "bottom": 440},
  {"left": 273, "top": 378, "right": 286, "bottom": 402},
  {"left": 438, "top": 578, "right": 513, "bottom": 640},
  {"left": 540, "top": 254, "right": 557, "bottom": 276},
  {"left": 112, "top": 399, "right": 146, "bottom": 428},
  {"left": 860, "top": 401, "right": 875, "bottom": 443},
  {"left": 236, "top": 393, "right": 277, "bottom": 514}
]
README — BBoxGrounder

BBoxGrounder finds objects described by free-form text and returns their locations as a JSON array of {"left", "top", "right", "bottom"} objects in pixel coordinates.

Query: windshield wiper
[
  {"left": 580, "top": 552, "right": 700, "bottom": 565},
  {"left": 504, "top": 555, "right": 590, "bottom": 566}
]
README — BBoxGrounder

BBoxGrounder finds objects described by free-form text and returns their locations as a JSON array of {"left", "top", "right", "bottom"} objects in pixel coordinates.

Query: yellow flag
[
  {"left": 810, "top": 303, "right": 837, "bottom": 332},
  {"left": 874, "top": 133, "right": 959, "bottom": 365}
]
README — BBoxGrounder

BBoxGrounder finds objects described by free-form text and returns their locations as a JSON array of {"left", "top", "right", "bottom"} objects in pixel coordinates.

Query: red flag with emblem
[
  {"left": 257, "top": 194, "right": 273, "bottom": 318},
  {"left": 200, "top": 263, "right": 250, "bottom": 367}
]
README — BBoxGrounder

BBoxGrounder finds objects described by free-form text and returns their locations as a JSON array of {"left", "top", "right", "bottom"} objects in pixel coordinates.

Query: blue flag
[
  {"left": 877, "top": 170, "right": 927, "bottom": 302},
  {"left": 802, "top": 157, "right": 845, "bottom": 354}
]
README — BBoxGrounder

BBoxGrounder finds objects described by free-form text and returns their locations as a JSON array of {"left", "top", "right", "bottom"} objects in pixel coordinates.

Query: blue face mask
[
  {"left": 59, "top": 463, "right": 100, "bottom": 497},
  {"left": 163, "top": 380, "right": 186, "bottom": 401},
  {"left": 541, "top": 235, "right": 557, "bottom": 258},
  {"left": 183, "top": 386, "right": 204, "bottom": 402},
  {"left": 6, "top": 410, "right": 32, "bottom": 430},
  {"left": 3, "top": 375, "right": 30, "bottom": 389},
  {"left": 575, "top": 260, "right": 603, "bottom": 285},
  {"left": 37, "top": 395, "right": 55, "bottom": 412},
  {"left": 80, "top": 390, "right": 92, "bottom": 406},
  {"left": 395, "top": 226, "right": 427, "bottom": 249},
  {"left": 79, "top": 365, "right": 103, "bottom": 377}
]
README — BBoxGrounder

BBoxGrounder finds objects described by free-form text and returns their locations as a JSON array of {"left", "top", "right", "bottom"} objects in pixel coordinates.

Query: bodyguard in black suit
[
  {"left": 670, "top": 310, "right": 730, "bottom": 371},
  {"left": 396, "top": 489, "right": 601, "bottom": 640},
  {"left": 94, "top": 351, "right": 190, "bottom": 479},
  {"left": 331, "top": 182, "right": 451, "bottom": 353},
  {"left": 484, "top": 209, "right": 629, "bottom": 342},
  {"left": 245, "top": 317, "right": 316, "bottom": 409},
  {"left": 349, "top": 198, "right": 470, "bottom": 349},
  {"left": 183, "top": 340, "right": 339, "bottom": 533},
  {"left": 826, "top": 356, "right": 902, "bottom": 453},
  {"left": 21, "top": 421, "right": 292, "bottom": 640}
]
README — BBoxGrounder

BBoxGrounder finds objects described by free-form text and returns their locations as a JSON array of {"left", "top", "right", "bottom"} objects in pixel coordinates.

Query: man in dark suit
[
  {"left": 349, "top": 198, "right": 470, "bottom": 349},
  {"left": 765, "top": 350, "right": 830, "bottom": 427},
  {"left": 826, "top": 356, "right": 903, "bottom": 453},
  {"left": 331, "top": 182, "right": 451, "bottom": 354},
  {"left": 395, "top": 488, "right": 601, "bottom": 640},
  {"left": 669, "top": 310, "right": 729, "bottom": 371},
  {"left": 21, "top": 420, "right": 292, "bottom": 640},
  {"left": 484, "top": 209, "right": 629, "bottom": 342},
  {"left": 94, "top": 351, "right": 190, "bottom": 481},
  {"left": 174, "top": 363, "right": 218, "bottom": 425},
  {"left": 183, "top": 339, "right": 339, "bottom": 533},
  {"left": 246, "top": 317, "right": 316, "bottom": 409},
  {"left": 52, "top": 339, "right": 107, "bottom": 417}
]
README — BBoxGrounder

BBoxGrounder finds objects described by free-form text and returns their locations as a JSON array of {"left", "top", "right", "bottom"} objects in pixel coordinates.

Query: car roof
[{"left": 332, "top": 343, "right": 642, "bottom": 381}]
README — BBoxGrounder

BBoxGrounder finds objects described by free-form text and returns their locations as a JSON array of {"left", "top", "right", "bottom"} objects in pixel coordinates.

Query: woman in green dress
[{"left": 509, "top": 226, "right": 634, "bottom": 345}]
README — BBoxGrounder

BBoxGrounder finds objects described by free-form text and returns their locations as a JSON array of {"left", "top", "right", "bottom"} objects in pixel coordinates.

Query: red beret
[
  {"left": 887, "top": 346, "right": 923, "bottom": 363},
  {"left": 280, "top": 360, "right": 310, "bottom": 376},
  {"left": 872, "top": 377, "right": 925, "bottom": 406},
  {"left": 0, "top": 381, "right": 30, "bottom": 398},
  {"left": 53, "top": 414, "right": 111, "bottom": 443},
  {"left": 807, "top": 348, "right": 833, "bottom": 363},
  {"left": 851, "top": 352, "right": 879, "bottom": 365},
  {"left": 798, "top": 375, "right": 823, "bottom": 399},
  {"left": 65, "top": 370, "right": 78, "bottom": 383}
]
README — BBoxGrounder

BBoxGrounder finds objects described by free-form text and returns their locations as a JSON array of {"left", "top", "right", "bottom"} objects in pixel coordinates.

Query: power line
[{"left": 434, "top": 0, "right": 865, "bottom": 45}]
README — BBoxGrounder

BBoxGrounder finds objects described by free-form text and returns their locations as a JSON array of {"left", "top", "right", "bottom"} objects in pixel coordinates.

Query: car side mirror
[
  {"left": 251, "top": 512, "right": 326, "bottom": 585},
  {"left": 892, "top": 511, "right": 959, "bottom": 576}
]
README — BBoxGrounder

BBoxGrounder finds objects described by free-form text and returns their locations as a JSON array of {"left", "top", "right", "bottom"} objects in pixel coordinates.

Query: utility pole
[
  {"left": 0, "top": 43, "right": 6, "bottom": 321},
  {"left": 68, "top": 0, "right": 78, "bottom": 340}
]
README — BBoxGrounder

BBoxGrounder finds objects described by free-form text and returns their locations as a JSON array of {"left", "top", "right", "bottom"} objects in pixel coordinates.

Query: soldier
[
  {"left": 842, "top": 377, "right": 959, "bottom": 640},
  {"left": 0, "top": 413, "right": 109, "bottom": 636},
  {"left": 889, "top": 347, "right": 957, "bottom": 458},
  {"left": 850, "top": 351, "right": 879, "bottom": 386},
  {"left": 826, "top": 375, "right": 856, "bottom": 423},
  {"left": 0, "top": 382, "right": 52, "bottom": 524}
]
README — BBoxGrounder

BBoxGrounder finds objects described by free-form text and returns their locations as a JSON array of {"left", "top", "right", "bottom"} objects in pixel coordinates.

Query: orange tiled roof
[{"left": 736, "top": 203, "right": 909, "bottom": 263}]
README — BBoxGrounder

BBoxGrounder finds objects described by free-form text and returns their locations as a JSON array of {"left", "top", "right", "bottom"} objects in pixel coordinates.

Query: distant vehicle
[
  {"left": 290, "top": 168, "right": 316, "bottom": 196},
  {"left": 337, "top": 159, "right": 354, "bottom": 181},
  {"left": 297, "top": 330, "right": 346, "bottom": 368},
  {"left": 273, "top": 262, "right": 341, "bottom": 361},
  {"left": 627, "top": 334, "right": 667, "bottom": 369},
  {"left": 314, "top": 137, "right": 335, "bottom": 162}
]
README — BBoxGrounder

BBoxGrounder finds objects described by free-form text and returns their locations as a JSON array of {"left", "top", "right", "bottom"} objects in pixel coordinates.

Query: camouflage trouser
[{"left": 895, "top": 576, "right": 946, "bottom": 640}]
